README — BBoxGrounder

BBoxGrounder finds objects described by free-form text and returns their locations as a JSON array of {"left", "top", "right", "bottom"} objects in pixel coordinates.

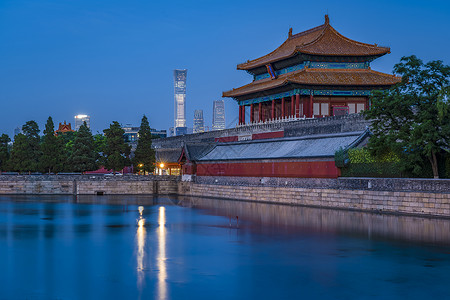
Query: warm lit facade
[{"left": 223, "top": 15, "right": 401, "bottom": 125}]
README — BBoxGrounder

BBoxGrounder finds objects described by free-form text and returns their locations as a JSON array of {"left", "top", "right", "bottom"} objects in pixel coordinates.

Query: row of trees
[
  {"left": 364, "top": 55, "right": 450, "bottom": 178},
  {"left": 0, "top": 115, "right": 155, "bottom": 174}
]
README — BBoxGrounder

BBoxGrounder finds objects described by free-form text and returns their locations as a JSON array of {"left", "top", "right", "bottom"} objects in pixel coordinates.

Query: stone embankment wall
[
  {"left": 180, "top": 176, "right": 450, "bottom": 218},
  {"left": 1, "top": 174, "right": 450, "bottom": 218},
  {"left": 0, "top": 175, "right": 178, "bottom": 195}
]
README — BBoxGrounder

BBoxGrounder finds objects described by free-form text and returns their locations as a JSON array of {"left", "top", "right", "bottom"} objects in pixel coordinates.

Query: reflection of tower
[
  {"left": 193, "top": 110, "right": 204, "bottom": 133},
  {"left": 212, "top": 100, "right": 225, "bottom": 130},
  {"left": 174, "top": 69, "right": 187, "bottom": 136},
  {"left": 157, "top": 206, "right": 167, "bottom": 300},
  {"left": 136, "top": 219, "right": 146, "bottom": 289}
]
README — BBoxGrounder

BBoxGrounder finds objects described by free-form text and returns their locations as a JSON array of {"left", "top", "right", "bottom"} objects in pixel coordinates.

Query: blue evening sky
[{"left": 1, "top": 0, "right": 449, "bottom": 136}]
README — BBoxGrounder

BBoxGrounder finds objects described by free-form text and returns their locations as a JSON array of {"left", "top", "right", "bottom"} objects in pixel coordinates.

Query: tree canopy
[
  {"left": 365, "top": 55, "right": 450, "bottom": 178},
  {"left": 133, "top": 115, "right": 155, "bottom": 174},
  {"left": 40, "top": 116, "right": 65, "bottom": 173},
  {"left": 103, "top": 121, "right": 131, "bottom": 173},
  {"left": 70, "top": 122, "right": 98, "bottom": 173},
  {"left": 12, "top": 121, "right": 42, "bottom": 173},
  {"left": 0, "top": 134, "right": 10, "bottom": 171}
]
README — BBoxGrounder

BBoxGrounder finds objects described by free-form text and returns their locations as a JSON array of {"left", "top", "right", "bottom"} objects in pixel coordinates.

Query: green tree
[
  {"left": 0, "top": 134, "right": 10, "bottom": 171},
  {"left": 365, "top": 55, "right": 450, "bottom": 178},
  {"left": 70, "top": 122, "right": 97, "bottom": 173},
  {"left": 40, "top": 116, "right": 65, "bottom": 173},
  {"left": 133, "top": 115, "right": 155, "bottom": 174},
  {"left": 93, "top": 133, "right": 107, "bottom": 167},
  {"left": 9, "top": 134, "right": 29, "bottom": 173},
  {"left": 17, "top": 120, "right": 41, "bottom": 172},
  {"left": 103, "top": 121, "right": 131, "bottom": 173}
]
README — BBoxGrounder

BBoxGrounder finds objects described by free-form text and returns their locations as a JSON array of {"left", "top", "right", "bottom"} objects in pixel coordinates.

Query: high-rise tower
[
  {"left": 212, "top": 100, "right": 225, "bottom": 130},
  {"left": 74, "top": 114, "right": 90, "bottom": 131},
  {"left": 193, "top": 110, "right": 205, "bottom": 133},
  {"left": 174, "top": 69, "right": 187, "bottom": 136}
]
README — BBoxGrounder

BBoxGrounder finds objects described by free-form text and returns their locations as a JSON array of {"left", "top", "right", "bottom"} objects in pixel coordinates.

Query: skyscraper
[
  {"left": 193, "top": 110, "right": 205, "bottom": 133},
  {"left": 212, "top": 100, "right": 225, "bottom": 130},
  {"left": 174, "top": 69, "right": 187, "bottom": 136},
  {"left": 74, "top": 114, "right": 90, "bottom": 131}
]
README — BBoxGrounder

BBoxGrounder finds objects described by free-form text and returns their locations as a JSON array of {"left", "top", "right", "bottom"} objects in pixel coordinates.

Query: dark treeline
[{"left": 0, "top": 115, "right": 155, "bottom": 174}]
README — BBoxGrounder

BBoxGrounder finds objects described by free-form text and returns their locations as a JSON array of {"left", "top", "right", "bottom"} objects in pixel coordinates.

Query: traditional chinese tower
[
  {"left": 223, "top": 15, "right": 401, "bottom": 125},
  {"left": 55, "top": 121, "right": 75, "bottom": 136}
]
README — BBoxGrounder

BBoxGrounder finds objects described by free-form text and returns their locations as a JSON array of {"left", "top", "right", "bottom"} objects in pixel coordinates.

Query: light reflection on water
[
  {"left": 136, "top": 217, "right": 146, "bottom": 290},
  {"left": 1, "top": 195, "right": 450, "bottom": 299},
  {"left": 157, "top": 206, "right": 167, "bottom": 300}
]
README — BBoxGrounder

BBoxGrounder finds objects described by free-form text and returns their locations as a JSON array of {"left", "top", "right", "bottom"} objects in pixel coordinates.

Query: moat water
[{"left": 1, "top": 195, "right": 450, "bottom": 299}]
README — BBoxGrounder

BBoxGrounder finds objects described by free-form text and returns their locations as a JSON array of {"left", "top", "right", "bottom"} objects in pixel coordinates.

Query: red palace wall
[{"left": 195, "top": 161, "right": 340, "bottom": 178}]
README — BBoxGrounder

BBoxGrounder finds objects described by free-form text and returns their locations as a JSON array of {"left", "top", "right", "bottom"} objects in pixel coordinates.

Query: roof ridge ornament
[
  {"left": 288, "top": 27, "right": 293, "bottom": 38},
  {"left": 325, "top": 14, "right": 329, "bottom": 25}
]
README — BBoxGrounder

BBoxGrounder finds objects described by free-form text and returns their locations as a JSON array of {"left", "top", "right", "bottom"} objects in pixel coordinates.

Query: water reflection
[
  {"left": 177, "top": 196, "right": 450, "bottom": 245},
  {"left": 136, "top": 212, "right": 146, "bottom": 290},
  {"left": 157, "top": 206, "right": 167, "bottom": 300}
]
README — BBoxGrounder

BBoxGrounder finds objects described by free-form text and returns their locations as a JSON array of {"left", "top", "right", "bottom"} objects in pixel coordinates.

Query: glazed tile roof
[
  {"left": 223, "top": 68, "right": 401, "bottom": 98},
  {"left": 237, "top": 15, "right": 390, "bottom": 71},
  {"left": 156, "top": 148, "right": 183, "bottom": 163},
  {"left": 198, "top": 131, "right": 368, "bottom": 161}
]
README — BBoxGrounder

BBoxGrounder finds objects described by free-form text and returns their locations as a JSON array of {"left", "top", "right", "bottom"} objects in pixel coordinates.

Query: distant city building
[
  {"left": 74, "top": 114, "right": 90, "bottom": 130},
  {"left": 55, "top": 121, "right": 75, "bottom": 136},
  {"left": 122, "top": 126, "right": 167, "bottom": 143},
  {"left": 193, "top": 110, "right": 205, "bottom": 133},
  {"left": 13, "top": 127, "right": 22, "bottom": 137},
  {"left": 212, "top": 100, "right": 226, "bottom": 130},
  {"left": 174, "top": 69, "right": 187, "bottom": 136},
  {"left": 169, "top": 127, "right": 174, "bottom": 137}
]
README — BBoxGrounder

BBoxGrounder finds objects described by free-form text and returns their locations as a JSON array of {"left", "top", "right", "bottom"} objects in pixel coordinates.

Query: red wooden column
[
  {"left": 309, "top": 94, "right": 314, "bottom": 118},
  {"left": 271, "top": 100, "right": 275, "bottom": 120},
  {"left": 242, "top": 105, "right": 245, "bottom": 124},
  {"left": 258, "top": 102, "right": 262, "bottom": 122},
  {"left": 250, "top": 104, "right": 254, "bottom": 123},
  {"left": 291, "top": 95, "right": 295, "bottom": 117},
  {"left": 238, "top": 105, "right": 242, "bottom": 124},
  {"left": 296, "top": 94, "right": 300, "bottom": 118},
  {"left": 281, "top": 97, "right": 285, "bottom": 118}
]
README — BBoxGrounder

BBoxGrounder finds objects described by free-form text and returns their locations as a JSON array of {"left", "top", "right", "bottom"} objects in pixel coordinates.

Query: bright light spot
[
  {"left": 138, "top": 218, "right": 145, "bottom": 227},
  {"left": 159, "top": 163, "right": 165, "bottom": 168},
  {"left": 138, "top": 206, "right": 144, "bottom": 216},
  {"left": 75, "top": 114, "right": 88, "bottom": 118}
]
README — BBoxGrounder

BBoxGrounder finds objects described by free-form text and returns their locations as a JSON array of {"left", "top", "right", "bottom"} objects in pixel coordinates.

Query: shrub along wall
[{"left": 336, "top": 148, "right": 450, "bottom": 179}]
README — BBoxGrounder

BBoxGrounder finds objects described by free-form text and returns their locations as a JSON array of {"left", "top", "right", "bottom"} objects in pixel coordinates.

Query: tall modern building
[
  {"left": 193, "top": 110, "right": 205, "bottom": 133},
  {"left": 212, "top": 100, "right": 226, "bottom": 130},
  {"left": 174, "top": 69, "right": 187, "bottom": 136},
  {"left": 74, "top": 114, "right": 90, "bottom": 131}
]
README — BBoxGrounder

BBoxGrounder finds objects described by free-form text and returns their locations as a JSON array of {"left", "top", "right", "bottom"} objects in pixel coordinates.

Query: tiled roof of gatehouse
[
  {"left": 237, "top": 15, "right": 390, "bottom": 71},
  {"left": 223, "top": 68, "right": 401, "bottom": 98}
]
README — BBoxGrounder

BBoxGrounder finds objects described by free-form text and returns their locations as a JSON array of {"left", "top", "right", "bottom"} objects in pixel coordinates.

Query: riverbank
[{"left": 1, "top": 175, "right": 449, "bottom": 218}]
